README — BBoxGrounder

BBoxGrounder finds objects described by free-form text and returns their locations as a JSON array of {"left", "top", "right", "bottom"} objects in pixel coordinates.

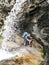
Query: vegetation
[
  {"left": 36, "top": 62, "right": 40, "bottom": 65},
  {"left": 40, "top": 49, "right": 44, "bottom": 57},
  {"left": 0, "top": 35, "right": 3, "bottom": 41}
]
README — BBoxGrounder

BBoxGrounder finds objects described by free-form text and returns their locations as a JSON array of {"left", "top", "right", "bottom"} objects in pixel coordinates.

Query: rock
[
  {"left": 0, "top": 0, "right": 48, "bottom": 65},
  {"left": 0, "top": 0, "right": 16, "bottom": 28},
  {"left": 2, "top": 41, "right": 20, "bottom": 51},
  {"left": 15, "top": 35, "right": 23, "bottom": 45},
  {"left": 0, "top": 46, "right": 44, "bottom": 65}
]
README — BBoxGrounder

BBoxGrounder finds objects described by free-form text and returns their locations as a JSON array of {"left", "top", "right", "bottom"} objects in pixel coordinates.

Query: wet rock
[
  {"left": 0, "top": 0, "right": 48, "bottom": 65},
  {"left": 2, "top": 41, "right": 20, "bottom": 51},
  {"left": 0, "top": 46, "right": 43, "bottom": 65}
]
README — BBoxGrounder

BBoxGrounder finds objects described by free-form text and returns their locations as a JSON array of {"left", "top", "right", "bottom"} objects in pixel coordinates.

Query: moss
[
  {"left": 40, "top": 49, "right": 44, "bottom": 57},
  {"left": 0, "top": 35, "right": 3, "bottom": 41},
  {"left": 36, "top": 62, "right": 40, "bottom": 65}
]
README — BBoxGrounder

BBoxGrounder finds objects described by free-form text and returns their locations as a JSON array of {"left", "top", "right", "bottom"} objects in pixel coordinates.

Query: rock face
[
  {"left": 0, "top": 0, "right": 49, "bottom": 65},
  {"left": 0, "top": 54, "right": 42, "bottom": 65},
  {"left": 0, "top": 42, "right": 43, "bottom": 65},
  {"left": 36, "top": 6, "right": 49, "bottom": 65}
]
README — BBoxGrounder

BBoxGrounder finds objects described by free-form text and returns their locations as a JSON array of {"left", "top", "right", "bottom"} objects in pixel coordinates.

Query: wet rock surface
[
  {"left": 0, "top": 44, "right": 43, "bottom": 65},
  {"left": 0, "top": 0, "right": 49, "bottom": 65}
]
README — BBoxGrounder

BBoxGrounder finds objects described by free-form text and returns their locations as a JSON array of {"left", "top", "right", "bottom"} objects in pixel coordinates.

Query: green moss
[
  {"left": 0, "top": 35, "right": 3, "bottom": 41},
  {"left": 40, "top": 49, "right": 44, "bottom": 57},
  {"left": 36, "top": 62, "right": 40, "bottom": 65}
]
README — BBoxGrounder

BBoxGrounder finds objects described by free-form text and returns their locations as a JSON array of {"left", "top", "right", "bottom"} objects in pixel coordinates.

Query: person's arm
[{"left": 26, "top": 36, "right": 32, "bottom": 44}]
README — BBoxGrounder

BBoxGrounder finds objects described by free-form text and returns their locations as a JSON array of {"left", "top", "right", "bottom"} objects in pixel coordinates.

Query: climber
[{"left": 22, "top": 32, "right": 32, "bottom": 46}]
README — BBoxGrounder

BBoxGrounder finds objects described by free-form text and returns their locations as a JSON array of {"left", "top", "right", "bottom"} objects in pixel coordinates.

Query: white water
[
  {"left": 33, "top": 24, "right": 41, "bottom": 38},
  {"left": 47, "top": 0, "right": 49, "bottom": 3},
  {"left": 2, "top": 0, "right": 27, "bottom": 49},
  {"left": 33, "top": 19, "right": 41, "bottom": 38},
  {"left": 0, "top": 49, "right": 18, "bottom": 60},
  {"left": 0, "top": 0, "right": 27, "bottom": 61}
]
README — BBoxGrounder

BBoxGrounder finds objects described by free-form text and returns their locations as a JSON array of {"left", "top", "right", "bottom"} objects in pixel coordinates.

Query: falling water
[
  {"left": 2, "top": 0, "right": 27, "bottom": 50},
  {"left": 33, "top": 24, "right": 41, "bottom": 38},
  {"left": 32, "top": 18, "right": 41, "bottom": 38},
  {"left": 0, "top": 0, "right": 27, "bottom": 61},
  {"left": 47, "top": 0, "right": 49, "bottom": 3}
]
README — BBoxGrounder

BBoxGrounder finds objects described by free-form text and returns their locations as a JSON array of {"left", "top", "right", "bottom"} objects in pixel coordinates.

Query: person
[{"left": 22, "top": 32, "right": 32, "bottom": 46}]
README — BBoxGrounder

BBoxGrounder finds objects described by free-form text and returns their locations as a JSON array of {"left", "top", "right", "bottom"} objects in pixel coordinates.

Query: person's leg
[
  {"left": 23, "top": 39, "right": 27, "bottom": 46},
  {"left": 26, "top": 40, "right": 29, "bottom": 45}
]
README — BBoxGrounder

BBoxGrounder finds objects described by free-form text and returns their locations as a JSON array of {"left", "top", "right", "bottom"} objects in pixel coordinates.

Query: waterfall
[
  {"left": 0, "top": 0, "right": 27, "bottom": 61},
  {"left": 2, "top": 0, "right": 27, "bottom": 50}
]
